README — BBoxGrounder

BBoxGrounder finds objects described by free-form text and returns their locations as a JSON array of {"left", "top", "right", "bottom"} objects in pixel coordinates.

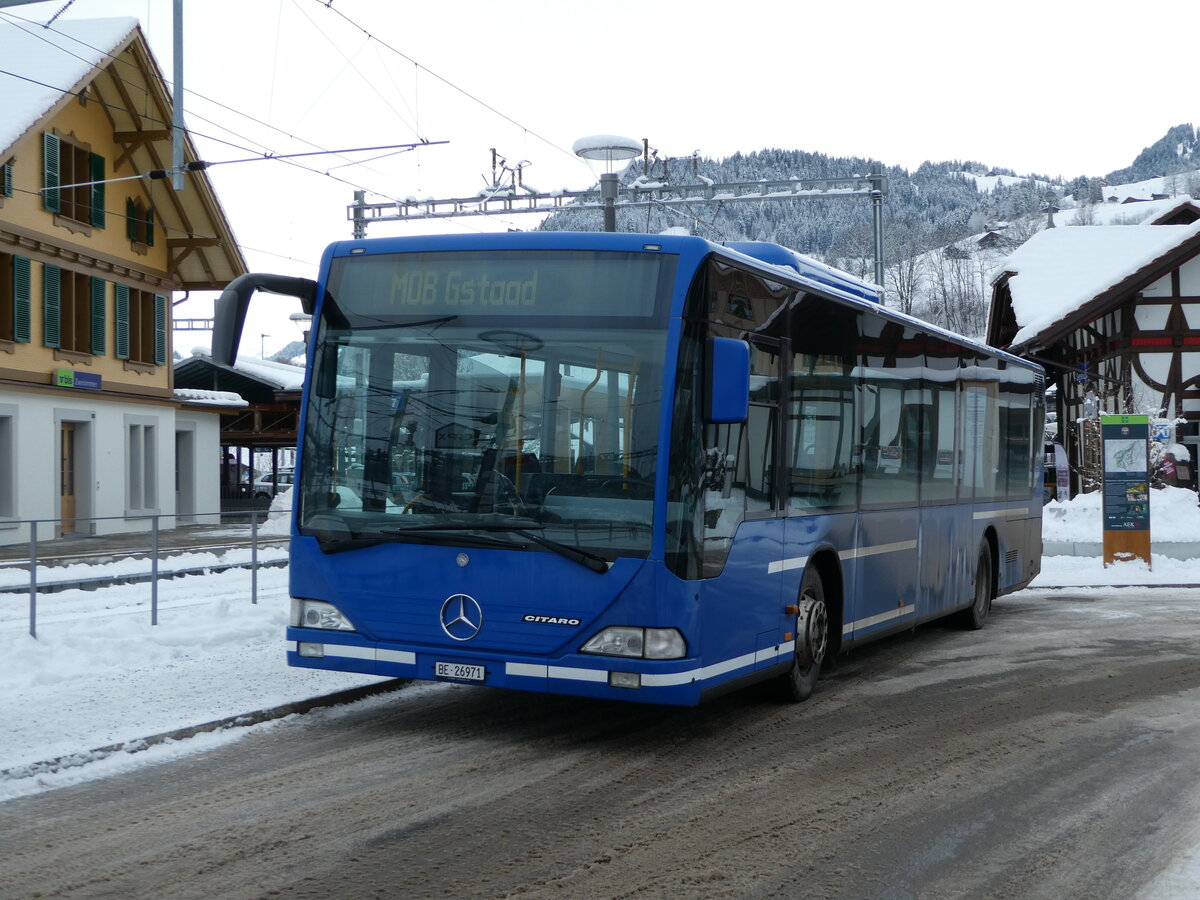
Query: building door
[
  {"left": 175, "top": 430, "right": 195, "bottom": 522},
  {"left": 60, "top": 422, "right": 76, "bottom": 535}
]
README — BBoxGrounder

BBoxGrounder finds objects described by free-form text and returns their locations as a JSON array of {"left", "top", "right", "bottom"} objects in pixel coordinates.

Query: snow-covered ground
[{"left": 2, "top": 487, "right": 1199, "bottom": 891}]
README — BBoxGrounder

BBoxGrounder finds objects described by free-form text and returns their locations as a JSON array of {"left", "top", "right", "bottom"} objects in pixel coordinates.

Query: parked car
[{"left": 252, "top": 470, "right": 295, "bottom": 499}]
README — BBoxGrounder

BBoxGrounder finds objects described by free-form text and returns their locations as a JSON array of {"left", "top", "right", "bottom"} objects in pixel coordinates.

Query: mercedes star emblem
[{"left": 439, "top": 593, "right": 483, "bottom": 641}]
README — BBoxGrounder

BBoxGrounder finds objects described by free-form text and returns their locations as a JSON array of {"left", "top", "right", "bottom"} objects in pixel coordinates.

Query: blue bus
[{"left": 213, "top": 232, "right": 1044, "bottom": 706}]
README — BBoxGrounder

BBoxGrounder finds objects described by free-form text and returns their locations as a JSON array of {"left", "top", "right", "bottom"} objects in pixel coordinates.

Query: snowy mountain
[{"left": 1105, "top": 123, "right": 1200, "bottom": 184}]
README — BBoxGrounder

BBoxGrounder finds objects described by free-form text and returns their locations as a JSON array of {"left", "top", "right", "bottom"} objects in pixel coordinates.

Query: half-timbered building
[{"left": 987, "top": 220, "right": 1200, "bottom": 497}]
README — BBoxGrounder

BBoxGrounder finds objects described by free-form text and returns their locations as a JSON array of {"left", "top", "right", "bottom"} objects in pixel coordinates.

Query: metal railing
[{"left": 1, "top": 510, "right": 290, "bottom": 639}]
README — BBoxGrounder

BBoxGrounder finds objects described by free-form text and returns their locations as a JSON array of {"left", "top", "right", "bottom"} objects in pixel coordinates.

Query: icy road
[{"left": 3, "top": 585, "right": 1200, "bottom": 899}]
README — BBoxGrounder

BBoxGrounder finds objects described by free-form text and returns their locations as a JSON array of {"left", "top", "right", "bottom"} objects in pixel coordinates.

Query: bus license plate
[{"left": 435, "top": 661, "right": 485, "bottom": 682}]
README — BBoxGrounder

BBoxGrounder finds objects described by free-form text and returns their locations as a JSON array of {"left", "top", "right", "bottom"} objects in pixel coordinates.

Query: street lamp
[{"left": 573, "top": 135, "right": 641, "bottom": 232}]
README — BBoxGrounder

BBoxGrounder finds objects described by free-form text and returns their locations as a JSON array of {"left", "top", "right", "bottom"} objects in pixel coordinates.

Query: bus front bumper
[{"left": 284, "top": 627, "right": 766, "bottom": 706}]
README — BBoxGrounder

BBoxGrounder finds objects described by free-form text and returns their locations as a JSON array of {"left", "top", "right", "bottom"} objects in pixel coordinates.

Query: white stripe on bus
[
  {"left": 505, "top": 644, "right": 796, "bottom": 688},
  {"left": 316, "top": 644, "right": 418, "bottom": 665},
  {"left": 973, "top": 507, "right": 1030, "bottom": 520},
  {"left": 842, "top": 604, "right": 916, "bottom": 635},
  {"left": 768, "top": 538, "right": 917, "bottom": 575}
]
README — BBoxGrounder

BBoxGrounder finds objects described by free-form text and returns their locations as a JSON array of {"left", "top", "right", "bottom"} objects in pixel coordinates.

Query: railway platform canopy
[{"left": 174, "top": 352, "right": 303, "bottom": 510}]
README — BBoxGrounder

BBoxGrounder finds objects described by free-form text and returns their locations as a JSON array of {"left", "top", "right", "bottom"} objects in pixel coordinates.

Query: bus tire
[
  {"left": 777, "top": 567, "right": 829, "bottom": 703},
  {"left": 958, "top": 540, "right": 993, "bottom": 630}
]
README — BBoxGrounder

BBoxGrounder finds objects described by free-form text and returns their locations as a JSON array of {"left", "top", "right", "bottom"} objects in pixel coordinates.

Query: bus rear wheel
[
  {"left": 778, "top": 568, "right": 829, "bottom": 703},
  {"left": 958, "top": 541, "right": 993, "bottom": 630}
]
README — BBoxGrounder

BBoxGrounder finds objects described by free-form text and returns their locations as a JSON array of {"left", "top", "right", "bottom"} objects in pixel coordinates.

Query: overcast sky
[{"left": 3, "top": 0, "right": 1196, "bottom": 355}]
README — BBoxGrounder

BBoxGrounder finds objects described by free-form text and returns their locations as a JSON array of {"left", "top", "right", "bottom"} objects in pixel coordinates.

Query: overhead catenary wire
[
  {"left": 0, "top": 11, "right": 429, "bottom": 203},
  {"left": 310, "top": 0, "right": 579, "bottom": 166},
  {"left": 0, "top": 7, "right": 534, "bottom": 241},
  {"left": 0, "top": 64, "right": 437, "bottom": 208},
  {"left": 31, "top": 141, "right": 447, "bottom": 193}
]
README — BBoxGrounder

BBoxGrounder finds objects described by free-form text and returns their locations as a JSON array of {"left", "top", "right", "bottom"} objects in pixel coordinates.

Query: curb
[
  {"left": 1043, "top": 541, "right": 1200, "bottom": 560},
  {"left": 0, "top": 678, "right": 410, "bottom": 783},
  {"left": 1035, "top": 583, "right": 1200, "bottom": 590}
]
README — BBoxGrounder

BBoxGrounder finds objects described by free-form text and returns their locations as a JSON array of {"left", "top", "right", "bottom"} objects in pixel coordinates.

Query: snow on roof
[
  {"left": 229, "top": 356, "right": 306, "bottom": 390},
  {"left": 174, "top": 388, "right": 248, "bottom": 408},
  {"left": 0, "top": 15, "right": 138, "bottom": 154},
  {"left": 182, "top": 350, "right": 306, "bottom": 391},
  {"left": 993, "top": 221, "right": 1200, "bottom": 346},
  {"left": 1054, "top": 196, "right": 1200, "bottom": 227}
]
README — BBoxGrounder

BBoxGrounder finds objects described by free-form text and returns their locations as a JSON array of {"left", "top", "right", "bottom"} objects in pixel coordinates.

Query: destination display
[{"left": 327, "top": 250, "right": 672, "bottom": 321}]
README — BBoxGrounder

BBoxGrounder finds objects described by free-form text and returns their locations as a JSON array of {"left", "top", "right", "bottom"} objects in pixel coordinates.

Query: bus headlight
[
  {"left": 581, "top": 627, "right": 686, "bottom": 659},
  {"left": 291, "top": 598, "right": 356, "bottom": 632}
]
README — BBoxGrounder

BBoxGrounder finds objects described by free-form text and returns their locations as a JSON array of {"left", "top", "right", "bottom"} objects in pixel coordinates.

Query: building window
[
  {"left": 0, "top": 252, "right": 32, "bottom": 345},
  {"left": 127, "top": 419, "right": 158, "bottom": 512},
  {"left": 43, "top": 132, "right": 105, "bottom": 229},
  {"left": 1, "top": 159, "right": 12, "bottom": 202},
  {"left": 43, "top": 265, "right": 106, "bottom": 355},
  {"left": 115, "top": 284, "right": 167, "bottom": 366},
  {"left": 125, "top": 197, "right": 155, "bottom": 247}
]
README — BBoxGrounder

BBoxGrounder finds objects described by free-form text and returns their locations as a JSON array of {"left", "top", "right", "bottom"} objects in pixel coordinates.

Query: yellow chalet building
[{"left": 0, "top": 16, "right": 247, "bottom": 542}]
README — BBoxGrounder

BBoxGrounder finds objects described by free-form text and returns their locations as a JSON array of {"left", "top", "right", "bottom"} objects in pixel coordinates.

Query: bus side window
[
  {"left": 859, "top": 320, "right": 922, "bottom": 508},
  {"left": 788, "top": 295, "right": 858, "bottom": 512}
]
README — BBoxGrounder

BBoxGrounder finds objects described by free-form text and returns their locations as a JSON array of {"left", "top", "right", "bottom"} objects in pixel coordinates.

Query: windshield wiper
[
  {"left": 506, "top": 528, "right": 609, "bottom": 573},
  {"left": 382, "top": 521, "right": 610, "bottom": 573},
  {"left": 319, "top": 528, "right": 526, "bottom": 555}
]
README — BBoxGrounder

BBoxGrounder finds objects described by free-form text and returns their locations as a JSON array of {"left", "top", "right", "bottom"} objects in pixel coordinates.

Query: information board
[{"left": 1101, "top": 414, "right": 1150, "bottom": 567}]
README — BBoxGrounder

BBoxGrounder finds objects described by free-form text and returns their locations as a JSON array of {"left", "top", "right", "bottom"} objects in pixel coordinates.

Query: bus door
[
  {"left": 848, "top": 321, "right": 922, "bottom": 639},
  {"left": 696, "top": 334, "right": 785, "bottom": 669},
  {"left": 917, "top": 338, "right": 962, "bottom": 616}
]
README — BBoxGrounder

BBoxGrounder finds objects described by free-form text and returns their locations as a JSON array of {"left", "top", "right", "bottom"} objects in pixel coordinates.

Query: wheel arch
[
  {"left": 980, "top": 525, "right": 999, "bottom": 601},
  {"left": 805, "top": 546, "right": 844, "bottom": 657}
]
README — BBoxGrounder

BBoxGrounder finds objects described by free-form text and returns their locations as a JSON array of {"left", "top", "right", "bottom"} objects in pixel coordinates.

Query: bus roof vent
[{"left": 722, "top": 241, "right": 881, "bottom": 305}]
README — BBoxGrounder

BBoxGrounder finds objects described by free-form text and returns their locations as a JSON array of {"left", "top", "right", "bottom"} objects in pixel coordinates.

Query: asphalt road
[{"left": 4, "top": 586, "right": 1200, "bottom": 899}]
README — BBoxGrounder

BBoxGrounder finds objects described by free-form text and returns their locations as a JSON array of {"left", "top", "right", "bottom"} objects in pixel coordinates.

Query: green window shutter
[
  {"left": 89, "top": 153, "right": 105, "bottom": 228},
  {"left": 145, "top": 207, "right": 155, "bottom": 247},
  {"left": 90, "top": 277, "right": 106, "bottom": 355},
  {"left": 126, "top": 198, "right": 137, "bottom": 241},
  {"left": 42, "top": 133, "right": 60, "bottom": 213},
  {"left": 115, "top": 284, "right": 130, "bottom": 359},
  {"left": 12, "top": 256, "right": 31, "bottom": 343},
  {"left": 153, "top": 293, "right": 167, "bottom": 365},
  {"left": 1, "top": 163, "right": 11, "bottom": 198},
  {"left": 43, "top": 264, "right": 61, "bottom": 348}
]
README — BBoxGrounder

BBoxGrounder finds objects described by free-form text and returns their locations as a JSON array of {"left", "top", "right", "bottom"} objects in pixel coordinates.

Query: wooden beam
[
  {"left": 167, "top": 238, "right": 222, "bottom": 248},
  {"left": 113, "top": 130, "right": 172, "bottom": 142}
]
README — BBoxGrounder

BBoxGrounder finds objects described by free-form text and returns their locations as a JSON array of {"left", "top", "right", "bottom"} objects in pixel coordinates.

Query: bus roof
[{"left": 321, "top": 231, "right": 1040, "bottom": 374}]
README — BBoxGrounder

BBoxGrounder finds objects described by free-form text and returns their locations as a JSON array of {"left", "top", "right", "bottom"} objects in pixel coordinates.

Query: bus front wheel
[{"left": 778, "top": 568, "right": 829, "bottom": 703}]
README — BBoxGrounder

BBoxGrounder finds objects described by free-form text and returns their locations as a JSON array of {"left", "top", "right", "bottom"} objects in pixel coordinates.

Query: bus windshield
[{"left": 298, "top": 249, "right": 675, "bottom": 562}]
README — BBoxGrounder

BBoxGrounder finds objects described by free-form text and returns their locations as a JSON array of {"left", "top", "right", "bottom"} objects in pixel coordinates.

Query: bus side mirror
[
  {"left": 706, "top": 337, "right": 749, "bottom": 423},
  {"left": 212, "top": 273, "right": 318, "bottom": 366}
]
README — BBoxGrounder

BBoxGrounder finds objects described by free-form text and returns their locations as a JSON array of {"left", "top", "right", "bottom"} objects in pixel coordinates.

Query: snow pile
[
  {"left": 1043, "top": 485, "right": 1200, "bottom": 544},
  {"left": 174, "top": 388, "right": 248, "bottom": 407},
  {"left": 1035, "top": 554, "right": 1200, "bottom": 587},
  {"left": 262, "top": 486, "right": 294, "bottom": 536}
]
